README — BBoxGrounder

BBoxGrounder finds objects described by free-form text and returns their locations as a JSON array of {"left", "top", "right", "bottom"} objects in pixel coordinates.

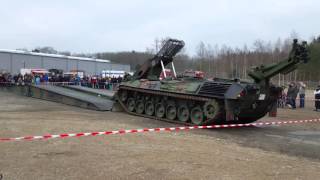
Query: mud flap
[
  {"left": 225, "top": 100, "right": 239, "bottom": 121},
  {"left": 224, "top": 83, "right": 244, "bottom": 121},
  {"left": 268, "top": 102, "right": 277, "bottom": 117}
]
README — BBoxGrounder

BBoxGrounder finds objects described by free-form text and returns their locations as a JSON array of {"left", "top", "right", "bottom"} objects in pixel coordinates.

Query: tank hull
[{"left": 116, "top": 79, "right": 280, "bottom": 125}]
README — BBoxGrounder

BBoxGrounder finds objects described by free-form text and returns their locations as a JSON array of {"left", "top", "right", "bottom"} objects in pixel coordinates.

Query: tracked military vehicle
[{"left": 116, "top": 39, "right": 309, "bottom": 125}]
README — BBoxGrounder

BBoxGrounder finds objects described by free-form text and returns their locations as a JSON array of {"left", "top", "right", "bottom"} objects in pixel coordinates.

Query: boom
[
  {"left": 132, "top": 39, "right": 185, "bottom": 80},
  {"left": 248, "top": 39, "right": 309, "bottom": 83}
]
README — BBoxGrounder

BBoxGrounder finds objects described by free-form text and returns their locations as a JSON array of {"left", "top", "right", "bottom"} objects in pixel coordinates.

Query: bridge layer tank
[{"left": 116, "top": 39, "right": 309, "bottom": 125}]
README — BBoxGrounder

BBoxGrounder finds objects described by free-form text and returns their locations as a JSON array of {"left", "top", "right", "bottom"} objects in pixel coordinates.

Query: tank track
[{"left": 117, "top": 85, "right": 224, "bottom": 126}]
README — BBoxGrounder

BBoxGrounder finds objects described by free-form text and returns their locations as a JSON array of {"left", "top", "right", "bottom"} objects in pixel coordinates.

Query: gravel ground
[{"left": 1, "top": 91, "right": 320, "bottom": 180}]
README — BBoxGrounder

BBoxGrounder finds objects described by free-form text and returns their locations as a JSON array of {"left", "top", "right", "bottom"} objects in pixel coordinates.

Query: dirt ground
[{"left": 1, "top": 91, "right": 320, "bottom": 180}]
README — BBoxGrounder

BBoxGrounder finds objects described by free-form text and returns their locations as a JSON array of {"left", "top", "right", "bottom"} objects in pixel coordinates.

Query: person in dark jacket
[
  {"left": 298, "top": 82, "right": 306, "bottom": 108},
  {"left": 314, "top": 85, "right": 320, "bottom": 111},
  {"left": 287, "top": 82, "right": 299, "bottom": 109}
]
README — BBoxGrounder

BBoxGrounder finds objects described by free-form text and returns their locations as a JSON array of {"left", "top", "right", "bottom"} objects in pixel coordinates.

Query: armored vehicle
[{"left": 116, "top": 39, "right": 309, "bottom": 125}]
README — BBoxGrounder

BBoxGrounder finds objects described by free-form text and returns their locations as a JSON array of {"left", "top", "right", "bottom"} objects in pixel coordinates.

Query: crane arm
[{"left": 248, "top": 39, "right": 309, "bottom": 83}]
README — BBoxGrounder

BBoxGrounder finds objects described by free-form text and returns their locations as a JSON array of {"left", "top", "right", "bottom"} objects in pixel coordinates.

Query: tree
[
  {"left": 59, "top": 51, "right": 71, "bottom": 56},
  {"left": 34, "top": 46, "right": 58, "bottom": 54},
  {"left": 196, "top": 41, "right": 207, "bottom": 71}
]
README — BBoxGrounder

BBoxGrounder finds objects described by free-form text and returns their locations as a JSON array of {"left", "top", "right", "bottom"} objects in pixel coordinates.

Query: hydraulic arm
[{"left": 248, "top": 39, "right": 309, "bottom": 83}]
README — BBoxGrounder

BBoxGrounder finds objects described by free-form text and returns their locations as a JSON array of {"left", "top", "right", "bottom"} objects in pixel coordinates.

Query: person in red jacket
[{"left": 91, "top": 76, "right": 97, "bottom": 89}]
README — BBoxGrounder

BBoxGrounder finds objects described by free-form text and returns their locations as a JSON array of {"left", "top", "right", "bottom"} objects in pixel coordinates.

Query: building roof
[{"left": 0, "top": 49, "right": 110, "bottom": 63}]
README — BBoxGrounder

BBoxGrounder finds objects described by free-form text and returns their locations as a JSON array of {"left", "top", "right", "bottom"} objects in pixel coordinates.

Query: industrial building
[{"left": 0, "top": 49, "right": 130, "bottom": 75}]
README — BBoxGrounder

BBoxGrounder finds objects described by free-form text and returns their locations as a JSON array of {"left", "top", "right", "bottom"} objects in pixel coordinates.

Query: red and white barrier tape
[{"left": 1, "top": 119, "right": 320, "bottom": 142}]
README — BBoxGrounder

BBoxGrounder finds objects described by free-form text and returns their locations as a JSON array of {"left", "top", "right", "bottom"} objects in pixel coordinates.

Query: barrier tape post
[{"left": 1, "top": 119, "right": 320, "bottom": 142}]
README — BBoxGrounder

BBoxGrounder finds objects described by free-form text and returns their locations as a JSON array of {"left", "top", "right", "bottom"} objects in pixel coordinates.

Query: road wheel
[
  {"left": 135, "top": 100, "right": 145, "bottom": 114},
  {"left": 145, "top": 100, "right": 155, "bottom": 116},
  {"left": 190, "top": 106, "right": 204, "bottom": 125},
  {"left": 203, "top": 100, "right": 219, "bottom": 119},
  {"left": 177, "top": 104, "right": 189, "bottom": 122},
  {"left": 166, "top": 101, "right": 177, "bottom": 120},
  {"left": 155, "top": 102, "right": 165, "bottom": 118},
  {"left": 127, "top": 98, "right": 135, "bottom": 112}
]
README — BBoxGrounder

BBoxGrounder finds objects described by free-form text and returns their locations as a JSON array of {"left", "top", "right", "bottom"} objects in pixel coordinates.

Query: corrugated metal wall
[
  {"left": 0, "top": 53, "right": 11, "bottom": 72},
  {"left": 78, "top": 61, "right": 95, "bottom": 75},
  {"left": 67, "top": 60, "right": 78, "bottom": 72},
  {"left": 0, "top": 52, "right": 130, "bottom": 75},
  {"left": 43, "top": 57, "right": 67, "bottom": 71},
  {"left": 11, "top": 54, "right": 42, "bottom": 72}
]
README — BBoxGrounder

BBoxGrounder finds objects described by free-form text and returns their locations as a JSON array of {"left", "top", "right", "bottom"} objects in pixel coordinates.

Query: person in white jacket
[{"left": 314, "top": 86, "right": 320, "bottom": 111}]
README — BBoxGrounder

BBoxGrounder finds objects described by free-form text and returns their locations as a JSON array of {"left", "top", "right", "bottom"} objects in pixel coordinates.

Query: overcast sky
[{"left": 0, "top": 0, "right": 319, "bottom": 55}]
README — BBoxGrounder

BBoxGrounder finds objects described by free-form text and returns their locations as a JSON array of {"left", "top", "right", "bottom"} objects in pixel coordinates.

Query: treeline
[
  {"left": 26, "top": 35, "right": 320, "bottom": 83},
  {"left": 93, "top": 36, "right": 320, "bottom": 83},
  {"left": 190, "top": 37, "right": 320, "bottom": 83}
]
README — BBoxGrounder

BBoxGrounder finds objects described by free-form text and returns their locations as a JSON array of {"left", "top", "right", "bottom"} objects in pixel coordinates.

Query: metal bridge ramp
[
  {"left": 30, "top": 85, "right": 114, "bottom": 111},
  {"left": 63, "top": 85, "right": 115, "bottom": 100}
]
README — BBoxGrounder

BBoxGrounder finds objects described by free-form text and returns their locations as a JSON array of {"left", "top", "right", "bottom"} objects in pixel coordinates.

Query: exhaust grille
[{"left": 198, "top": 82, "right": 231, "bottom": 98}]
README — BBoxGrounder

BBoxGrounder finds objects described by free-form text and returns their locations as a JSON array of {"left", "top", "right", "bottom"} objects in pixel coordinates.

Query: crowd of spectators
[
  {"left": 2, "top": 72, "right": 320, "bottom": 110},
  {"left": 277, "top": 81, "right": 320, "bottom": 111},
  {"left": 278, "top": 81, "right": 306, "bottom": 109},
  {"left": 0, "top": 72, "right": 123, "bottom": 91},
  {"left": 0, "top": 73, "right": 33, "bottom": 85},
  {"left": 80, "top": 76, "right": 123, "bottom": 90}
]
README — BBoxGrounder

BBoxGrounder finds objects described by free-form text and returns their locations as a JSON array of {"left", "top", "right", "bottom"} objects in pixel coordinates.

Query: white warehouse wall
[{"left": 0, "top": 51, "right": 130, "bottom": 75}]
